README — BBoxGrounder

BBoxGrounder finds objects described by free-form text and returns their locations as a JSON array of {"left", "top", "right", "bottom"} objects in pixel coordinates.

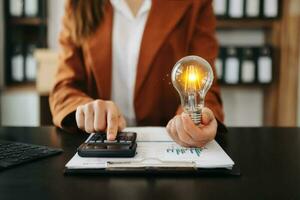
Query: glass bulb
[{"left": 171, "top": 56, "right": 214, "bottom": 125}]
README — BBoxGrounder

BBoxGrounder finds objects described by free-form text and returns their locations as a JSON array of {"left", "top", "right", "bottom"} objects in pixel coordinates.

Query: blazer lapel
[
  {"left": 135, "top": 0, "right": 192, "bottom": 100},
  {"left": 85, "top": 2, "right": 113, "bottom": 100}
]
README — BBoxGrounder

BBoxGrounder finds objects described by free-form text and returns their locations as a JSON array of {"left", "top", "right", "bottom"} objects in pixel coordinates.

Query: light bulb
[{"left": 171, "top": 56, "right": 214, "bottom": 125}]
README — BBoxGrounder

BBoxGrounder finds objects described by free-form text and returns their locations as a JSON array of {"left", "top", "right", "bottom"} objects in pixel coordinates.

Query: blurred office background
[{"left": 0, "top": 0, "right": 300, "bottom": 127}]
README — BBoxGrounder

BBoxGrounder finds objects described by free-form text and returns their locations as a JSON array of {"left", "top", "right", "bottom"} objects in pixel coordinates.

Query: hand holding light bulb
[
  {"left": 166, "top": 56, "right": 218, "bottom": 147},
  {"left": 166, "top": 107, "right": 217, "bottom": 147}
]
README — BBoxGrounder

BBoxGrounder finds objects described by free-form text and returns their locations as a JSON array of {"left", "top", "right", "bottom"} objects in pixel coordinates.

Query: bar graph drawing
[{"left": 166, "top": 146, "right": 205, "bottom": 157}]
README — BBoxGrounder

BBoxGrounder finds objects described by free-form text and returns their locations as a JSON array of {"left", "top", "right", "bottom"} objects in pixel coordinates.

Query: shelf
[
  {"left": 4, "top": 83, "right": 36, "bottom": 93},
  {"left": 217, "top": 19, "right": 277, "bottom": 29},
  {"left": 9, "top": 18, "right": 47, "bottom": 26}
]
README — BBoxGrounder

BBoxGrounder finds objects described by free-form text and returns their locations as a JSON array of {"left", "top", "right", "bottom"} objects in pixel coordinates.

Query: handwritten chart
[{"left": 166, "top": 146, "right": 205, "bottom": 157}]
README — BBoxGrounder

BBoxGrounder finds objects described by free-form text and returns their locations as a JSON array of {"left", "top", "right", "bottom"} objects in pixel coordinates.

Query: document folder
[{"left": 64, "top": 127, "right": 239, "bottom": 176}]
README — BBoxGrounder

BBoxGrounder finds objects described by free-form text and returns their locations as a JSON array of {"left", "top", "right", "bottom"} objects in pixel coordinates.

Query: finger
[
  {"left": 106, "top": 102, "right": 119, "bottom": 140},
  {"left": 182, "top": 112, "right": 216, "bottom": 147},
  {"left": 181, "top": 112, "right": 204, "bottom": 141},
  {"left": 199, "top": 107, "right": 217, "bottom": 139},
  {"left": 110, "top": 102, "right": 125, "bottom": 131},
  {"left": 201, "top": 107, "right": 215, "bottom": 125},
  {"left": 118, "top": 116, "right": 126, "bottom": 131},
  {"left": 84, "top": 104, "right": 94, "bottom": 133},
  {"left": 169, "top": 118, "right": 190, "bottom": 147},
  {"left": 175, "top": 115, "right": 194, "bottom": 145},
  {"left": 166, "top": 119, "right": 176, "bottom": 141},
  {"left": 166, "top": 119, "right": 177, "bottom": 142},
  {"left": 166, "top": 120, "right": 171, "bottom": 132},
  {"left": 201, "top": 117, "right": 218, "bottom": 141},
  {"left": 93, "top": 101, "right": 106, "bottom": 132},
  {"left": 75, "top": 106, "right": 84, "bottom": 130}
]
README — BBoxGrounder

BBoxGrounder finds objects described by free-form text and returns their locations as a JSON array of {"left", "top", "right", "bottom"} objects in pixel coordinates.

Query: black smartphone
[{"left": 77, "top": 132, "right": 137, "bottom": 157}]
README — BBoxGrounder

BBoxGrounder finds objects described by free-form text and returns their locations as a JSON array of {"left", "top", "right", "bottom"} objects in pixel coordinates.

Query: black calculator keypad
[
  {"left": 78, "top": 132, "right": 137, "bottom": 157},
  {"left": 87, "top": 132, "right": 136, "bottom": 145}
]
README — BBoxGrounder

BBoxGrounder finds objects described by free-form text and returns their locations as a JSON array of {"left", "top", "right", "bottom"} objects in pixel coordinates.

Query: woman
[{"left": 49, "top": 0, "right": 225, "bottom": 147}]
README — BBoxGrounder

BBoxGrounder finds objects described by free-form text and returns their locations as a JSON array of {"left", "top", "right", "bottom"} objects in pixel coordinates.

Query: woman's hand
[
  {"left": 166, "top": 107, "right": 217, "bottom": 147},
  {"left": 75, "top": 100, "right": 126, "bottom": 140}
]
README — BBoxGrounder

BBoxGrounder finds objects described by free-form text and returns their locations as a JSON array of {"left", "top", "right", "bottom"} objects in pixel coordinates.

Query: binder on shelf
[
  {"left": 215, "top": 0, "right": 281, "bottom": 19},
  {"left": 241, "top": 48, "right": 256, "bottom": 83},
  {"left": 219, "top": 46, "right": 273, "bottom": 86},
  {"left": 263, "top": 0, "right": 279, "bottom": 18},
  {"left": 9, "top": 0, "right": 24, "bottom": 17},
  {"left": 244, "top": 0, "right": 261, "bottom": 18},
  {"left": 228, "top": 0, "right": 244, "bottom": 18},
  {"left": 257, "top": 46, "right": 272, "bottom": 83},
  {"left": 224, "top": 47, "right": 240, "bottom": 84},
  {"left": 215, "top": 47, "right": 225, "bottom": 82},
  {"left": 213, "top": 0, "right": 228, "bottom": 18},
  {"left": 5, "top": 0, "right": 48, "bottom": 85},
  {"left": 11, "top": 45, "right": 24, "bottom": 82},
  {"left": 25, "top": 44, "right": 37, "bottom": 81},
  {"left": 24, "top": 0, "right": 39, "bottom": 17}
]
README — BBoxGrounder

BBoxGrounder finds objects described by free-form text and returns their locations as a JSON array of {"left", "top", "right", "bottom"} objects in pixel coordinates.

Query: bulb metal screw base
[{"left": 189, "top": 111, "right": 202, "bottom": 126}]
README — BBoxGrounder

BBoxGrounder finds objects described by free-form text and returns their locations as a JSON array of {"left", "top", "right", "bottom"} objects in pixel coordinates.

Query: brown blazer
[{"left": 49, "top": 0, "right": 224, "bottom": 130}]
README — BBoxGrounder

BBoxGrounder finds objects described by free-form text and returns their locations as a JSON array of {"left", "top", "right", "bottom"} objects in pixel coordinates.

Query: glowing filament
[
  {"left": 183, "top": 65, "right": 202, "bottom": 92},
  {"left": 188, "top": 72, "right": 197, "bottom": 82}
]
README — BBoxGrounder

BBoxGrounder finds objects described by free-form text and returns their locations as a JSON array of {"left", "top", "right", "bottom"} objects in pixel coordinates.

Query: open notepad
[{"left": 65, "top": 127, "right": 234, "bottom": 170}]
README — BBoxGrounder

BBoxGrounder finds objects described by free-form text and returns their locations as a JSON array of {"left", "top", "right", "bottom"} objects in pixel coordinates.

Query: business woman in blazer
[{"left": 49, "top": 0, "right": 224, "bottom": 147}]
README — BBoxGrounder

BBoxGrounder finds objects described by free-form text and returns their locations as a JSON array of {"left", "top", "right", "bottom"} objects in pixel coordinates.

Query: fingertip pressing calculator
[{"left": 77, "top": 132, "right": 137, "bottom": 157}]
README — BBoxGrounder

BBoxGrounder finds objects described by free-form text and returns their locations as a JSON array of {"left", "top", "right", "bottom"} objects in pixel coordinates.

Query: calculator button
[
  {"left": 90, "top": 135, "right": 98, "bottom": 141},
  {"left": 104, "top": 140, "right": 117, "bottom": 144},
  {"left": 93, "top": 145, "right": 106, "bottom": 149},
  {"left": 127, "top": 137, "right": 134, "bottom": 141},
  {"left": 118, "top": 136, "right": 127, "bottom": 140},
  {"left": 100, "top": 134, "right": 107, "bottom": 139},
  {"left": 119, "top": 140, "right": 132, "bottom": 144},
  {"left": 92, "top": 134, "right": 106, "bottom": 141},
  {"left": 106, "top": 145, "right": 120, "bottom": 150}
]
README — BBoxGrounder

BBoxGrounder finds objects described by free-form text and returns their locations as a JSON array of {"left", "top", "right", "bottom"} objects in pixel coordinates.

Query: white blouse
[{"left": 110, "top": 0, "right": 152, "bottom": 126}]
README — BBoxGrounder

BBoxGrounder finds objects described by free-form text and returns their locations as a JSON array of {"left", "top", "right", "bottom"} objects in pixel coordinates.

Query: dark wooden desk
[{"left": 0, "top": 127, "right": 299, "bottom": 200}]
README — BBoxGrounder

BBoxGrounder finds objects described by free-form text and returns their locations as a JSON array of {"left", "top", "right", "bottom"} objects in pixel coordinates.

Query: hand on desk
[
  {"left": 75, "top": 100, "right": 126, "bottom": 140},
  {"left": 166, "top": 107, "right": 217, "bottom": 148}
]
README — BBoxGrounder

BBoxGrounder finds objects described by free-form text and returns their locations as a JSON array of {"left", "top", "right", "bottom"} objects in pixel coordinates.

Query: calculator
[{"left": 77, "top": 132, "right": 137, "bottom": 157}]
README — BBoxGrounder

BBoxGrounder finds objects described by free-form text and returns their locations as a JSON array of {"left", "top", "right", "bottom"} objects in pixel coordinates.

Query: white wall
[
  {"left": 221, "top": 88, "right": 263, "bottom": 126},
  {"left": 1, "top": 91, "right": 39, "bottom": 126}
]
